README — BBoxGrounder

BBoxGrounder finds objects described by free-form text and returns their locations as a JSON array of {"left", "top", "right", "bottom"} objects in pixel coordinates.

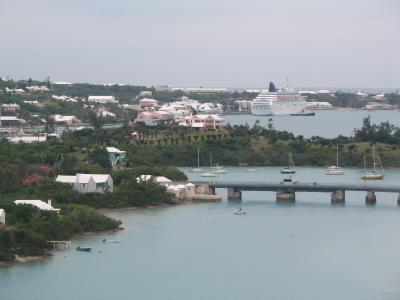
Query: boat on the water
[
  {"left": 251, "top": 82, "right": 308, "bottom": 116},
  {"left": 190, "top": 148, "right": 203, "bottom": 173},
  {"left": 245, "top": 168, "right": 257, "bottom": 172},
  {"left": 201, "top": 152, "right": 218, "bottom": 177},
  {"left": 280, "top": 153, "right": 296, "bottom": 174},
  {"left": 212, "top": 165, "right": 227, "bottom": 174},
  {"left": 233, "top": 208, "right": 246, "bottom": 215},
  {"left": 76, "top": 246, "right": 92, "bottom": 252},
  {"left": 361, "top": 145, "right": 384, "bottom": 180},
  {"left": 290, "top": 111, "right": 315, "bottom": 116},
  {"left": 326, "top": 144, "right": 344, "bottom": 175},
  {"left": 280, "top": 176, "right": 298, "bottom": 185}
]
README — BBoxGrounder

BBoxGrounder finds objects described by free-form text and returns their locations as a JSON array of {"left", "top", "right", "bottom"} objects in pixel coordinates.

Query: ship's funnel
[{"left": 268, "top": 82, "right": 276, "bottom": 92}]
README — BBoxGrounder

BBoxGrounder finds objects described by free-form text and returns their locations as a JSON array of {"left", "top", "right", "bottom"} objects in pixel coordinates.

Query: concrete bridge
[{"left": 199, "top": 181, "right": 400, "bottom": 205}]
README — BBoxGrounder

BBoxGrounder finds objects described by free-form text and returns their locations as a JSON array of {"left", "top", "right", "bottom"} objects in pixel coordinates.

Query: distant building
[
  {"left": 56, "top": 174, "right": 113, "bottom": 193},
  {"left": 5, "top": 87, "right": 25, "bottom": 94},
  {"left": 23, "top": 100, "right": 41, "bottom": 107},
  {"left": 0, "top": 116, "right": 26, "bottom": 127},
  {"left": 170, "top": 87, "right": 228, "bottom": 93},
  {"left": 106, "top": 147, "right": 126, "bottom": 167},
  {"left": 26, "top": 85, "right": 50, "bottom": 92},
  {"left": 0, "top": 209, "right": 5, "bottom": 224},
  {"left": 166, "top": 183, "right": 196, "bottom": 200},
  {"left": 139, "top": 98, "right": 158, "bottom": 108},
  {"left": 139, "top": 91, "right": 153, "bottom": 97},
  {"left": 1, "top": 103, "right": 20, "bottom": 112},
  {"left": 14, "top": 200, "right": 60, "bottom": 213},
  {"left": 7, "top": 134, "right": 47, "bottom": 144},
  {"left": 88, "top": 96, "right": 117, "bottom": 104},
  {"left": 179, "top": 114, "right": 225, "bottom": 131},
  {"left": 234, "top": 100, "right": 252, "bottom": 112},
  {"left": 52, "top": 114, "right": 81, "bottom": 125},
  {"left": 136, "top": 111, "right": 174, "bottom": 126},
  {"left": 365, "top": 102, "right": 395, "bottom": 110},
  {"left": 53, "top": 81, "right": 73, "bottom": 85}
]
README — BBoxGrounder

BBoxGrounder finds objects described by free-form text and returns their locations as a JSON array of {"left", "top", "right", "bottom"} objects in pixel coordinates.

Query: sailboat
[
  {"left": 201, "top": 152, "right": 217, "bottom": 177},
  {"left": 326, "top": 144, "right": 344, "bottom": 175},
  {"left": 361, "top": 145, "right": 384, "bottom": 180},
  {"left": 190, "top": 148, "right": 203, "bottom": 173},
  {"left": 280, "top": 153, "right": 296, "bottom": 174}
]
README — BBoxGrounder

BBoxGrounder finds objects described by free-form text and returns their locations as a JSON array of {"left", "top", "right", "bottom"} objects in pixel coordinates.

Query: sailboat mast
[
  {"left": 336, "top": 144, "right": 339, "bottom": 166},
  {"left": 372, "top": 144, "right": 376, "bottom": 171}
]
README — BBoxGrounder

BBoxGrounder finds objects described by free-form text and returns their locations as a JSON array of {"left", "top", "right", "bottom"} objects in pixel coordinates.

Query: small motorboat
[
  {"left": 201, "top": 172, "right": 217, "bottom": 177},
  {"left": 102, "top": 239, "right": 119, "bottom": 243},
  {"left": 245, "top": 168, "right": 257, "bottom": 172},
  {"left": 233, "top": 208, "right": 246, "bottom": 215},
  {"left": 76, "top": 246, "right": 92, "bottom": 252}
]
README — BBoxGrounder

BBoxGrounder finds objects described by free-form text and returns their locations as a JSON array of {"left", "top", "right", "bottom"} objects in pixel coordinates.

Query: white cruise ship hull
[{"left": 251, "top": 101, "right": 307, "bottom": 116}]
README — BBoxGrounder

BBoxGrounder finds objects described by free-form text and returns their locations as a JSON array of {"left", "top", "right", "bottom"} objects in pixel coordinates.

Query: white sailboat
[
  {"left": 280, "top": 153, "right": 296, "bottom": 174},
  {"left": 190, "top": 148, "right": 203, "bottom": 173},
  {"left": 326, "top": 144, "right": 344, "bottom": 175},
  {"left": 361, "top": 145, "right": 384, "bottom": 180},
  {"left": 201, "top": 152, "right": 217, "bottom": 177}
]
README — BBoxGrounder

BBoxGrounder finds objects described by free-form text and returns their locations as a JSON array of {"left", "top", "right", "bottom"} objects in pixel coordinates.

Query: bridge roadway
[{"left": 191, "top": 180, "right": 400, "bottom": 204}]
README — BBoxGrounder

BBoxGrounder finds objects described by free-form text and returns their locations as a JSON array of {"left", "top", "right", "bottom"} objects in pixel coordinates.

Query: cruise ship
[{"left": 251, "top": 82, "right": 307, "bottom": 116}]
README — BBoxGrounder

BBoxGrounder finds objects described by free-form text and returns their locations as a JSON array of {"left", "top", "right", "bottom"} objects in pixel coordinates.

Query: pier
[{"left": 195, "top": 181, "right": 400, "bottom": 205}]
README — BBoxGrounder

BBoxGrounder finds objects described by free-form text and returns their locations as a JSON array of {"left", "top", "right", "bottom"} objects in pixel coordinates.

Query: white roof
[
  {"left": 186, "top": 183, "right": 195, "bottom": 187},
  {"left": 88, "top": 96, "right": 115, "bottom": 100},
  {"left": 56, "top": 174, "right": 110, "bottom": 184},
  {"left": 106, "top": 147, "right": 125, "bottom": 154},
  {"left": 15, "top": 200, "right": 60, "bottom": 212},
  {"left": 53, "top": 115, "right": 78, "bottom": 122},
  {"left": 136, "top": 175, "right": 172, "bottom": 183}
]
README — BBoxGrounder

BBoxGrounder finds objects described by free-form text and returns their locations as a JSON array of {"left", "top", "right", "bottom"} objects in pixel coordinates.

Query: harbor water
[
  {"left": 224, "top": 110, "right": 400, "bottom": 138},
  {"left": 2, "top": 167, "right": 400, "bottom": 300}
]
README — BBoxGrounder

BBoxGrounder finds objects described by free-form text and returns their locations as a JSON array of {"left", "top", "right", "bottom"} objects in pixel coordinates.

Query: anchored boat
[
  {"left": 280, "top": 153, "right": 296, "bottom": 174},
  {"left": 326, "top": 144, "right": 344, "bottom": 175},
  {"left": 361, "top": 145, "right": 384, "bottom": 180}
]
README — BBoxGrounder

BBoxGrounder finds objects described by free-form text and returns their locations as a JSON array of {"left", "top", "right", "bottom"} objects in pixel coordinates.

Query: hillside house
[
  {"left": 106, "top": 147, "right": 126, "bottom": 167},
  {"left": 14, "top": 200, "right": 60, "bottom": 213},
  {"left": 56, "top": 173, "right": 113, "bottom": 193}
]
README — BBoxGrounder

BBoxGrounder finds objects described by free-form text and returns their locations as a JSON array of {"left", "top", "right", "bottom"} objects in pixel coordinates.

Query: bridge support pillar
[
  {"left": 365, "top": 191, "right": 376, "bottom": 205},
  {"left": 397, "top": 194, "right": 400, "bottom": 206},
  {"left": 227, "top": 188, "right": 242, "bottom": 201},
  {"left": 331, "top": 190, "right": 345, "bottom": 204},
  {"left": 276, "top": 191, "right": 295, "bottom": 202}
]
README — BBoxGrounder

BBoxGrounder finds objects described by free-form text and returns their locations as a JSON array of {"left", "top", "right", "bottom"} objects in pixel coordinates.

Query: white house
[
  {"left": 52, "top": 114, "right": 81, "bottom": 125},
  {"left": 56, "top": 174, "right": 113, "bottom": 193},
  {"left": 139, "top": 98, "right": 158, "bottom": 107},
  {"left": 14, "top": 200, "right": 60, "bottom": 213},
  {"left": 0, "top": 209, "right": 5, "bottom": 224},
  {"left": 1, "top": 103, "right": 20, "bottom": 112},
  {"left": 88, "top": 96, "right": 117, "bottom": 104},
  {"left": 106, "top": 147, "right": 126, "bottom": 167}
]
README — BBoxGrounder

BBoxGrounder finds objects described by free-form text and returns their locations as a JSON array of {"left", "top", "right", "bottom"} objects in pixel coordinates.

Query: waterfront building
[
  {"left": 179, "top": 114, "right": 225, "bottom": 131},
  {"left": 88, "top": 96, "right": 117, "bottom": 104},
  {"left": 52, "top": 114, "right": 81, "bottom": 125},
  {"left": 0, "top": 209, "right": 5, "bottom": 224},
  {"left": 139, "top": 98, "right": 158, "bottom": 108},
  {"left": 14, "top": 199, "right": 60, "bottom": 213},
  {"left": 56, "top": 174, "right": 113, "bottom": 193},
  {"left": 306, "top": 102, "right": 334, "bottom": 110},
  {"left": 166, "top": 183, "right": 196, "bottom": 200},
  {"left": 1, "top": 103, "right": 20, "bottom": 113},
  {"left": 235, "top": 100, "right": 252, "bottom": 112},
  {"left": 106, "top": 147, "right": 126, "bottom": 167},
  {"left": 365, "top": 102, "right": 396, "bottom": 110}
]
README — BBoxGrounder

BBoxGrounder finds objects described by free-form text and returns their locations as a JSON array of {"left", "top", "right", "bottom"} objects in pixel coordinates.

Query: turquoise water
[
  {"left": 225, "top": 110, "right": 400, "bottom": 138},
  {"left": 2, "top": 167, "right": 400, "bottom": 300}
]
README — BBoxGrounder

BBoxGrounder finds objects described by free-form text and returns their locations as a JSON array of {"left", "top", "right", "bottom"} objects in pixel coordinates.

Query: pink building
[{"left": 180, "top": 114, "right": 225, "bottom": 131}]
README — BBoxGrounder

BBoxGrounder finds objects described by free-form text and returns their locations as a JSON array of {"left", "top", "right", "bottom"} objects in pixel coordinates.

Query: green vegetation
[{"left": 0, "top": 201, "right": 121, "bottom": 262}]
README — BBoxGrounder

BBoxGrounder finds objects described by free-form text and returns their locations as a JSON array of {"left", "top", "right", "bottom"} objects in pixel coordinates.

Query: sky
[{"left": 0, "top": 0, "right": 399, "bottom": 89}]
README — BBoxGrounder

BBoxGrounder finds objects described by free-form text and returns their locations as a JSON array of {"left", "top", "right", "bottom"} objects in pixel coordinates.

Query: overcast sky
[{"left": 0, "top": 0, "right": 399, "bottom": 88}]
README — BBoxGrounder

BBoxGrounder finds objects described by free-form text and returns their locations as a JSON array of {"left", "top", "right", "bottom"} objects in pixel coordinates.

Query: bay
[{"left": 1, "top": 167, "right": 400, "bottom": 300}]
